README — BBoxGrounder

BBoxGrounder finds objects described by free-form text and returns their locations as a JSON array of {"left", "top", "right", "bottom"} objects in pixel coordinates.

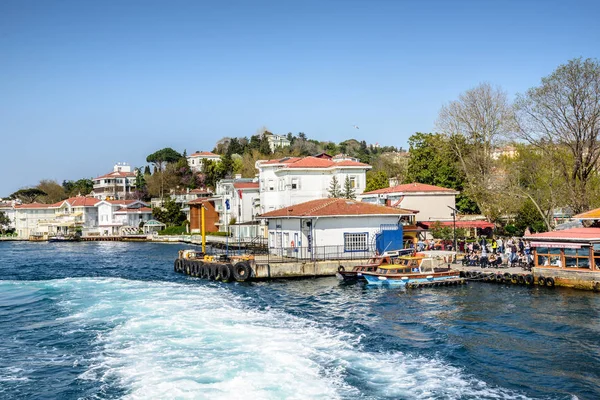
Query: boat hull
[{"left": 362, "top": 271, "right": 460, "bottom": 286}]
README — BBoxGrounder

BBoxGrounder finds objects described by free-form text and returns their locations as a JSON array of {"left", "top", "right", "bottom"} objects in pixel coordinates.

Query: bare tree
[
  {"left": 515, "top": 58, "right": 600, "bottom": 214},
  {"left": 436, "top": 83, "right": 516, "bottom": 219}
]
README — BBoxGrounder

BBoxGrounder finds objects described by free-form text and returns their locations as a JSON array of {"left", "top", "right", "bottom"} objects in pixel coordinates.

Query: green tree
[
  {"left": 0, "top": 211, "right": 11, "bottom": 233},
  {"left": 146, "top": 148, "right": 183, "bottom": 172},
  {"left": 343, "top": 176, "right": 356, "bottom": 199},
  {"left": 10, "top": 188, "right": 47, "bottom": 203},
  {"left": 365, "top": 171, "right": 389, "bottom": 193},
  {"left": 152, "top": 199, "right": 186, "bottom": 226},
  {"left": 143, "top": 165, "right": 151, "bottom": 175},
  {"left": 406, "top": 132, "right": 479, "bottom": 214},
  {"left": 430, "top": 221, "right": 468, "bottom": 240},
  {"left": 37, "top": 180, "right": 67, "bottom": 203},
  {"left": 328, "top": 176, "right": 342, "bottom": 198},
  {"left": 135, "top": 168, "right": 146, "bottom": 190}
]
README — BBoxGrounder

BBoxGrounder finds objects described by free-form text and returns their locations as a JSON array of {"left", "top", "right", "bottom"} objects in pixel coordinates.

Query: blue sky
[{"left": 1, "top": 0, "right": 599, "bottom": 196}]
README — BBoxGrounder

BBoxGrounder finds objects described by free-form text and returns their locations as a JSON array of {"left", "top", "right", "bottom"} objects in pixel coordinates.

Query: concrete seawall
[
  {"left": 534, "top": 267, "right": 600, "bottom": 291},
  {"left": 252, "top": 259, "right": 369, "bottom": 279}
]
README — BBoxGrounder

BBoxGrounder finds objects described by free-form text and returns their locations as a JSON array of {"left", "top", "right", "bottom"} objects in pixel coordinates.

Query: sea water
[{"left": 0, "top": 241, "right": 598, "bottom": 399}]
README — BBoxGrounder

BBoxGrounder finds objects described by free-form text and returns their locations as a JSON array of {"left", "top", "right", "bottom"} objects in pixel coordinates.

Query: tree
[
  {"left": 10, "top": 188, "right": 47, "bottom": 203},
  {"left": 430, "top": 221, "right": 468, "bottom": 240},
  {"left": 436, "top": 83, "right": 515, "bottom": 219},
  {"left": 515, "top": 57, "right": 600, "bottom": 214},
  {"left": 0, "top": 211, "right": 11, "bottom": 233},
  {"left": 135, "top": 168, "right": 146, "bottom": 190},
  {"left": 328, "top": 176, "right": 342, "bottom": 198},
  {"left": 342, "top": 176, "right": 356, "bottom": 199},
  {"left": 36, "top": 180, "right": 67, "bottom": 203},
  {"left": 146, "top": 148, "right": 182, "bottom": 172},
  {"left": 152, "top": 199, "right": 186, "bottom": 226},
  {"left": 365, "top": 171, "right": 389, "bottom": 192},
  {"left": 406, "top": 132, "right": 479, "bottom": 214},
  {"left": 62, "top": 178, "right": 94, "bottom": 196}
]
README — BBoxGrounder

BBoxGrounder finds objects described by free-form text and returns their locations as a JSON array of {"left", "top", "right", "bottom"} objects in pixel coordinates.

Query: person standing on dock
[
  {"left": 497, "top": 237, "right": 504, "bottom": 254},
  {"left": 491, "top": 238, "right": 498, "bottom": 254}
]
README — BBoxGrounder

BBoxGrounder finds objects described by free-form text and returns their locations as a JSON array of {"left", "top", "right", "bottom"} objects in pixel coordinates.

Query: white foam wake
[{"left": 45, "top": 278, "right": 533, "bottom": 400}]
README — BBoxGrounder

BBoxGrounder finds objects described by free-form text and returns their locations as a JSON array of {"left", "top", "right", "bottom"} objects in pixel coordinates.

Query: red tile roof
[
  {"left": 188, "top": 198, "right": 215, "bottom": 205},
  {"left": 260, "top": 198, "right": 417, "bottom": 218},
  {"left": 190, "top": 188, "right": 212, "bottom": 194},
  {"left": 66, "top": 197, "right": 101, "bottom": 207},
  {"left": 189, "top": 151, "right": 220, "bottom": 157},
  {"left": 362, "top": 182, "right": 458, "bottom": 195},
  {"left": 259, "top": 156, "right": 370, "bottom": 169},
  {"left": 233, "top": 182, "right": 259, "bottom": 190},
  {"left": 94, "top": 171, "right": 136, "bottom": 180},
  {"left": 525, "top": 228, "right": 600, "bottom": 241},
  {"left": 15, "top": 202, "right": 52, "bottom": 209},
  {"left": 106, "top": 200, "right": 139, "bottom": 205}
]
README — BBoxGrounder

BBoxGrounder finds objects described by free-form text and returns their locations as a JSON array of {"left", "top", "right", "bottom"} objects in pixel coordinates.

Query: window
[
  {"left": 268, "top": 179, "right": 274, "bottom": 191},
  {"left": 536, "top": 247, "right": 561, "bottom": 267},
  {"left": 344, "top": 233, "right": 368, "bottom": 252},
  {"left": 291, "top": 178, "right": 299, "bottom": 190},
  {"left": 279, "top": 179, "right": 284, "bottom": 191},
  {"left": 564, "top": 248, "right": 590, "bottom": 269},
  {"left": 260, "top": 180, "right": 264, "bottom": 192},
  {"left": 349, "top": 176, "right": 357, "bottom": 189}
]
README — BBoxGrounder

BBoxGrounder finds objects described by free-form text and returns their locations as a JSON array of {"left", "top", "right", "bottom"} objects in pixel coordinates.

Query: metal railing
[{"left": 215, "top": 246, "right": 375, "bottom": 264}]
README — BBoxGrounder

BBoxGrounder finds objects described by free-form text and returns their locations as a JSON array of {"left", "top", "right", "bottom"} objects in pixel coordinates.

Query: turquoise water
[{"left": 0, "top": 241, "right": 598, "bottom": 399}]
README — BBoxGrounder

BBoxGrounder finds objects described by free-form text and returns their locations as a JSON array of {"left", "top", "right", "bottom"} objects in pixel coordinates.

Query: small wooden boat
[
  {"left": 362, "top": 253, "right": 460, "bottom": 286},
  {"left": 48, "top": 234, "right": 80, "bottom": 242},
  {"left": 336, "top": 249, "right": 416, "bottom": 282}
]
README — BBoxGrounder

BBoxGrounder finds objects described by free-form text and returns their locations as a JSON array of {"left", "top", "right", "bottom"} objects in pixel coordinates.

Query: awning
[
  {"left": 419, "top": 221, "right": 494, "bottom": 229},
  {"left": 530, "top": 241, "right": 583, "bottom": 249}
]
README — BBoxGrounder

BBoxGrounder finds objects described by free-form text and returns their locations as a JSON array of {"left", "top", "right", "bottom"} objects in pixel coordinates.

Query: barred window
[{"left": 344, "top": 233, "right": 368, "bottom": 252}]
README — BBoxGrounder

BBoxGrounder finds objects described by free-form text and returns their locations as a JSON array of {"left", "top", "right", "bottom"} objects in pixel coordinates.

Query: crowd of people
[{"left": 460, "top": 237, "right": 533, "bottom": 269}]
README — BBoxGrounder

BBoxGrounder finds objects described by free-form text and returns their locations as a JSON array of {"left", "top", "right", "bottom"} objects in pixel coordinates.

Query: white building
[
  {"left": 92, "top": 163, "right": 137, "bottom": 200},
  {"left": 187, "top": 151, "right": 221, "bottom": 172},
  {"left": 256, "top": 155, "right": 371, "bottom": 214},
  {"left": 359, "top": 183, "right": 459, "bottom": 222},
  {"left": 212, "top": 177, "right": 260, "bottom": 231},
  {"left": 260, "top": 198, "right": 416, "bottom": 256},
  {"left": 96, "top": 200, "right": 153, "bottom": 236},
  {"left": 266, "top": 134, "right": 291, "bottom": 152},
  {"left": 14, "top": 196, "right": 100, "bottom": 238}
]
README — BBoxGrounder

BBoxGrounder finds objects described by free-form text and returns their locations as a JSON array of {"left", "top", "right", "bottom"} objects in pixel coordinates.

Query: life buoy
[
  {"left": 537, "top": 276, "right": 546, "bottom": 286},
  {"left": 233, "top": 261, "right": 252, "bottom": 282},
  {"left": 338, "top": 265, "right": 345, "bottom": 272},
  {"left": 545, "top": 277, "right": 555, "bottom": 287}
]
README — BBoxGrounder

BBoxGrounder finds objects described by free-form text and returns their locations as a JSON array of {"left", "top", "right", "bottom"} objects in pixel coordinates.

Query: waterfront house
[
  {"left": 186, "top": 151, "right": 221, "bottom": 172},
  {"left": 526, "top": 227, "right": 600, "bottom": 290},
  {"left": 260, "top": 198, "right": 417, "bottom": 257},
  {"left": 209, "top": 177, "right": 260, "bottom": 233},
  {"left": 91, "top": 163, "right": 137, "bottom": 200},
  {"left": 256, "top": 156, "right": 371, "bottom": 214},
  {"left": 359, "top": 183, "right": 459, "bottom": 222},
  {"left": 95, "top": 200, "right": 152, "bottom": 236},
  {"left": 0, "top": 200, "right": 18, "bottom": 231}
]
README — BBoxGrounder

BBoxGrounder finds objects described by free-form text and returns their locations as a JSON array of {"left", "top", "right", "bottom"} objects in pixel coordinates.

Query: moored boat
[
  {"left": 336, "top": 249, "right": 416, "bottom": 282},
  {"left": 362, "top": 253, "right": 459, "bottom": 286}
]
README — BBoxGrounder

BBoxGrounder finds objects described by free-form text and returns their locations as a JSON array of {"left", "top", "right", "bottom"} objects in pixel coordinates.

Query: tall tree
[
  {"left": 146, "top": 148, "right": 182, "bottom": 172},
  {"left": 342, "top": 176, "right": 356, "bottom": 199},
  {"left": 9, "top": 188, "right": 47, "bottom": 203},
  {"left": 0, "top": 211, "right": 11, "bottom": 233},
  {"left": 365, "top": 171, "right": 389, "bottom": 192},
  {"left": 436, "top": 83, "right": 515, "bottom": 219},
  {"left": 515, "top": 58, "right": 600, "bottom": 214},
  {"left": 37, "top": 180, "right": 67, "bottom": 203},
  {"left": 328, "top": 176, "right": 342, "bottom": 198}
]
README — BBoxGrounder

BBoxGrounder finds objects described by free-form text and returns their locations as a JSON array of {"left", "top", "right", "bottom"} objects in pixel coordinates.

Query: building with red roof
[
  {"left": 256, "top": 156, "right": 372, "bottom": 215},
  {"left": 186, "top": 151, "right": 221, "bottom": 172},
  {"left": 359, "top": 182, "right": 459, "bottom": 222},
  {"left": 92, "top": 163, "right": 137, "bottom": 200},
  {"left": 260, "top": 198, "right": 416, "bottom": 254}
]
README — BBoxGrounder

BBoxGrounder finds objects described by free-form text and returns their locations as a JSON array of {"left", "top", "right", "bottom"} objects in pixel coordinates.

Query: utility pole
[{"left": 447, "top": 205, "right": 458, "bottom": 256}]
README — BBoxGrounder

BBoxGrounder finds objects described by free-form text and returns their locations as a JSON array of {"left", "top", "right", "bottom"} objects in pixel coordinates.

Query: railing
[{"left": 211, "top": 244, "right": 376, "bottom": 263}]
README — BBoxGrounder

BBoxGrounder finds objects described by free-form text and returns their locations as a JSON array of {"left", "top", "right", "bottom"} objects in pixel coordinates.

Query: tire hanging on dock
[
  {"left": 525, "top": 275, "right": 534, "bottom": 285},
  {"left": 338, "top": 265, "right": 345, "bottom": 272},
  {"left": 545, "top": 277, "right": 555, "bottom": 287},
  {"left": 220, "top": 263, "right": 233, "bottom": 282},
  {"left": 201, "top": 265, "right": 209, "bottom": 279},
  {"left": 233, "top": 261, "right": 252, "bottom": 282},
  {"left": 511, "top": 274, "right": 518, "bottom": 284},
  {"left": 517, "top": 275, "right": 525, "bottom": 284},
  {"left": 538, "top": 276, "right": 546, "bottom": 286}
]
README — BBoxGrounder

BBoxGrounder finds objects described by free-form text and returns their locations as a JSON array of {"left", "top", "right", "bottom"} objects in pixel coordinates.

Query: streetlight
[{"left": 447, "top": 205, "right": 458, "bottom": 255}]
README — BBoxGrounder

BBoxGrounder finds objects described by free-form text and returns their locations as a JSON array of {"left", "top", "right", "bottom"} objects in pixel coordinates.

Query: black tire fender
[
  {"left": 525, "top": 274, "right": 534, "bottom": 285},
  {"left": 233, "top": 261, "right": 252, "bottom": 282},
  {"left": 517, "top": 275, "right": 525, "bottom": 284},
  {"left": 546, "top": 277, "right": 555, "bottom": 287},
  {"left": 220, "top": 263, "right": 233, "bottom": 282},
  {"left": 338, "top": 265, "right": 345, "bottom": 272},
  {"left": 538, "top": 276, "right": 546, "bottom": 286}
]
